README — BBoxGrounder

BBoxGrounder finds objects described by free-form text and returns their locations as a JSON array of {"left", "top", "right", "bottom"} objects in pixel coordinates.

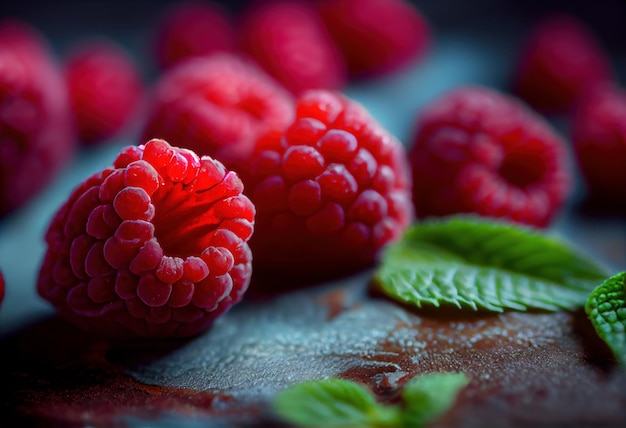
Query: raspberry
[
  {"left": 243, "top": 90, "right": 413, "bottom": 279},
  {"left": 238, "top": 0, "right": 346, "bottom": 95},
  {"left": 0, "top": 19, "right": 75, "bottom": 216},
  {"left": 409, "top": 86, "right": 571, "bottom": 228},
  {"left": 513, "top": 14, "right": 614, "bottom": 114},
  {"left": 37, "top": 138, "right": 255, "bottom": 339},
  {"left": 153, "top": 1, "right": 236, "bottom": 69},
  {"left": 64, "top": 39, "right": 144, "bottom": 145},
  {"left": 571, "top": 83, "right": 626, "bottom": 212},
  {"left": 315, "top": 0, "right": 430, "bottom": 78},
  {"left": 141, "top": 53, "right": 294, "bottom": 170}
]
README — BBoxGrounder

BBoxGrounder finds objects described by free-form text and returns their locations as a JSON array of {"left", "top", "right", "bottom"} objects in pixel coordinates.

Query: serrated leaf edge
[
  {"left": 375, "top": 216, "right": 609, "bottom": 314},
  {"left": 585, "top": 271, "right": 626, "bottom": 365}
]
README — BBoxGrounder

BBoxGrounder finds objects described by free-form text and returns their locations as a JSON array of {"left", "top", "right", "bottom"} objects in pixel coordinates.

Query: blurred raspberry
[
  {"left": 513, "top": 14, "right": 614, "bottom": 114},
  {"left": 571, "top": 83, "right": 626, "bottom": 212},
  {"left": 153, "top": 1, "right": 236, "bottom": 69},
  {"left": 243, "top": 90, "right": 413, "bottom": 279},
  {"left": 141, "top": 53, "right": 294, "bottom": 170},
  {"left": 65, "top": 39, "right": 144, "bottom": 145},
  {"left": 37, "top": 138, "right": 255, "bottom": 339},
  {"left": 315, "top": 0, "right": 430, "bottom": 78},
  {"left": 238, "top": 0, "right": 346, "bottom": 95},
  {"left": 0, "top": 19, "right": 75, "bottom": 217},
  {"left": 409, "top": 86, "right": 571, "bottom": 228}
]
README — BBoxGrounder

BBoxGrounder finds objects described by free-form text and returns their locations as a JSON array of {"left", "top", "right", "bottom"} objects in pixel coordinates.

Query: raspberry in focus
[
  {"left": 153, "top": 1, "right": 236, "bottom": 70},
  {"left": 513, "top": 14, "right": 614, "bottom": 114},
  {"left": 238, "top": 0, "right": 346, "bottom": 95},
  {"left": 37, "top": 139, "right": 255, "bottom": 339},
  {"left": 65, "top": 39, "right": 144, "bottom": 145},
  {"left": 243, "top": 90, "right": 413, "bottom": 278},
  {"left": 141, "top": 53, "right": 295, "bottom": 170},
  {"left": 0, "top": 19, "right": 75, "bottom": 217},
  {"left": 571, "top": 83, "right": 626, "bottom": 212},
  {"left": 316, "top": 0, "right": 430, "bottom": 78},
  {"left": 409, "top": 86, "right": 571, "bottom": 228}
]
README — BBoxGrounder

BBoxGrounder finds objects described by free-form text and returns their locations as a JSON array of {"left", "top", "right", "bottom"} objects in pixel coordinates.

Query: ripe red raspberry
[
  {"left": 65, "top": 39, "right": 144, "bottom": 145},
  {"left": 0, "top": 19, "right": 75, "bottom": 217},
  {"left": 37, "top": 139, "right": 255, "bottom": 339},
  {"left": 571, "top": 83, "right": 626, "bottom": 212},
  {"left": 238, "top": 0, "right": 346, "bottom": 95},
  {"left": 141, "top": 53, "right": 294, "bottom": 171},
  {"left": 243, "top": 90, "right": 413, "bottom": 279},
  {"left": 409, "top": 86, "right": 571, "bottom": 228},
  {"left": 513, "top": 14, "right": 614, "bottom": 114},
  {"left": 315, "top": 0, "right": 430, "bottom": 78},
  {"left": 153, "top": 1, "right": 236, "bottom": 69}
]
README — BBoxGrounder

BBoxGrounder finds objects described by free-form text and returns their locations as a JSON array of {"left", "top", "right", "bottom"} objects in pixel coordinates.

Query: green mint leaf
[
  {"left": 272, "top": 378, "right": 401, "bottom": 427},
  {"left": 585, "top": 271, "right": 626, "bottom": 365},
  {"left": 401, "top": 372, "right": 470, "bottom": 426},
  {"left": 373, "top": 216, "right": 609, "bottom": 313}
]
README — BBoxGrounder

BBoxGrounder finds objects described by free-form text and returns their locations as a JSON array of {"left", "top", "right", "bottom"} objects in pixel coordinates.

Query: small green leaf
[
  {"left": 272, "top": 378, "right": 401, "bottom": 427},
  {"left": 373, "top": 216, "right": 609, "bottom": 313},
  {"left": 401, "top": 372, "right": 470, "bottom": 426},
  {"left": 585, "top": 271, "right": 626, "bottom": 365}
]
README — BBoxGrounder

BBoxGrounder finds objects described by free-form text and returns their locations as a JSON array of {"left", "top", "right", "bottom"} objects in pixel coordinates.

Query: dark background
[{"left": 2, "top": 0, "right": 625, "bottom": 84}]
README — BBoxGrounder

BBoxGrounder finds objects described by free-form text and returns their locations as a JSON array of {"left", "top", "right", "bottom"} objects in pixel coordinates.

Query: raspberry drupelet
[
  {"left": 243, "top": 90, "right": 413, "bottom": 280},
  {"left": 141, "top": 53, "right": 294, "bottom": 171},
  {"left": 409, "top": 86, "right": 571, "bottom": 228},
  {"left": 37, "top": 139, "right": 255, "bottom": 339}
]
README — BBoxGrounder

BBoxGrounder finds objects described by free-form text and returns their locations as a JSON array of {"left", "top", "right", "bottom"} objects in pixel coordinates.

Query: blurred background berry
[
  {"left": 152, "top": 1, "right": 236, "bottom": 70},
  {"left": 0, "top": 19, "right": 75, "bottom": 217},
  {"left": 64, "top": 38, "right": 144, "bottom": 145}
]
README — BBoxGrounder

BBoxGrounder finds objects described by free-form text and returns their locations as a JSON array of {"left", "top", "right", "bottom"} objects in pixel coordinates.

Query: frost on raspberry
[
  {"left": 243, "top": 90, "right": 413, "bottom": 280},
  {"left": 37, "top": 139, "right": 255, "bottom": 339},
  {"left": 141, "top": 53, "right": 294, "bottom": 171},
  {"left": 409, "top": 86, "right": 571, "bottom": 228}
]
